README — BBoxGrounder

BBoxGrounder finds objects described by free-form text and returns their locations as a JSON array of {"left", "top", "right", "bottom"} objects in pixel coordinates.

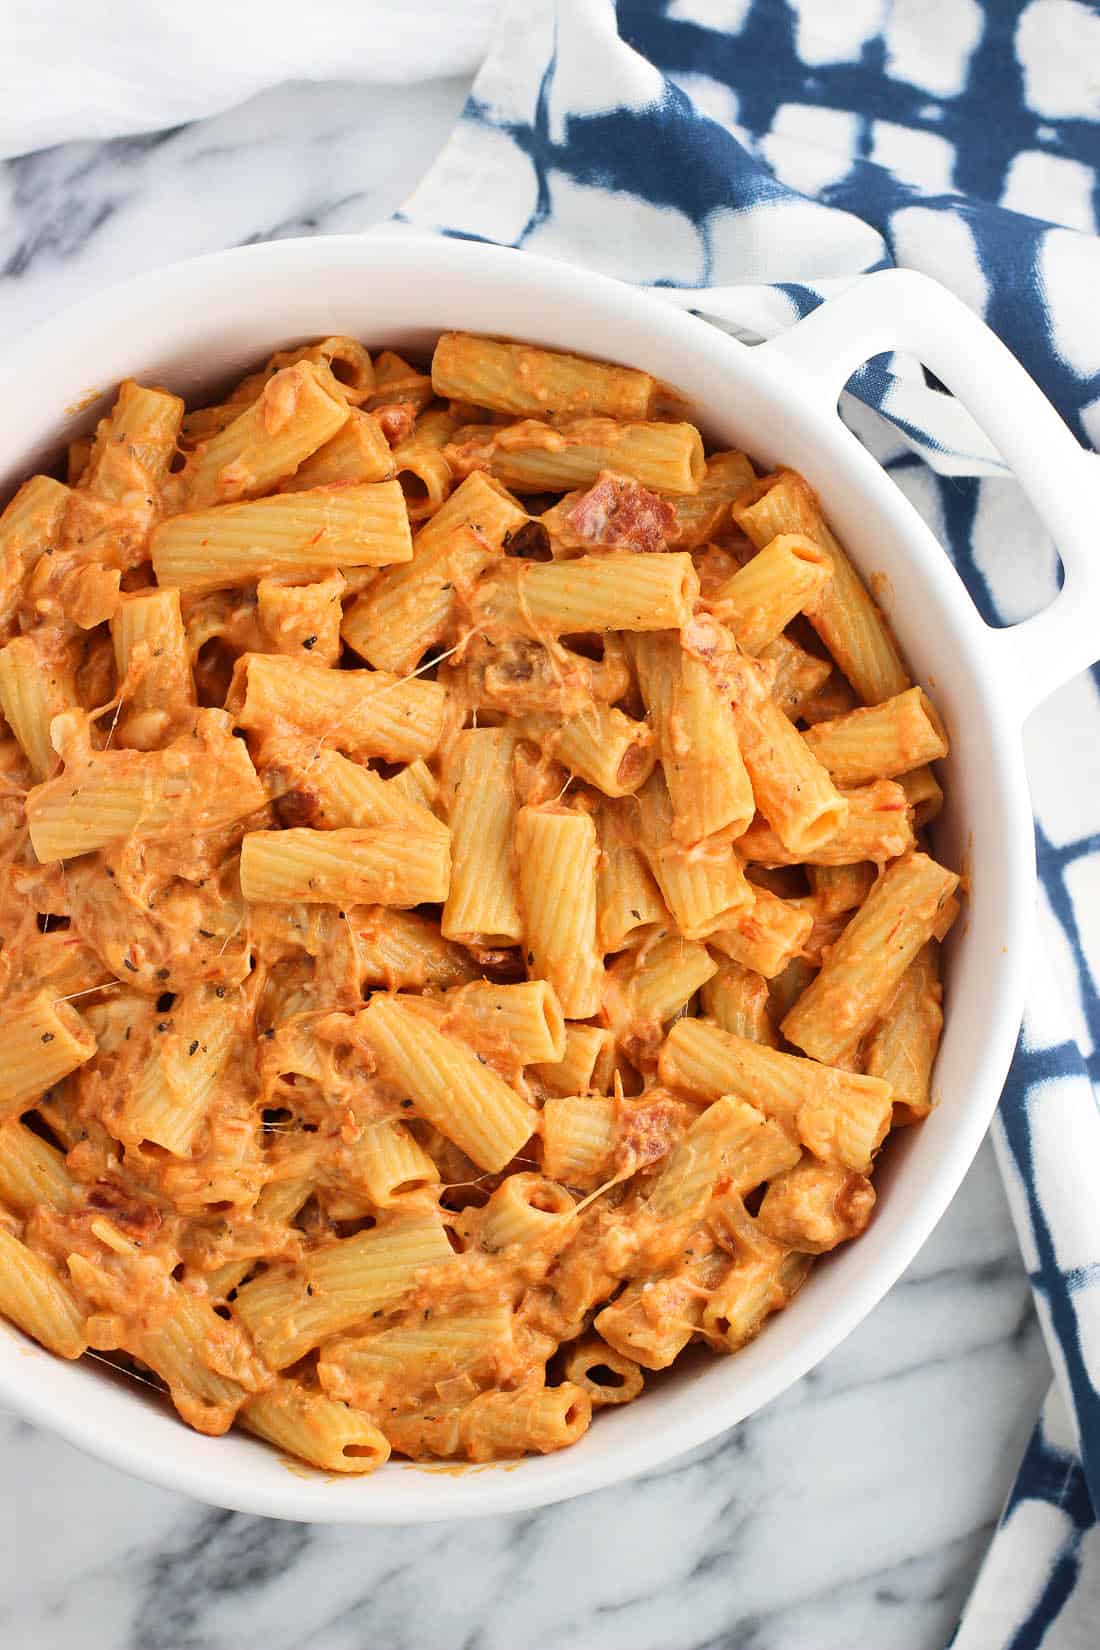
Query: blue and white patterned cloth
[{"left": 392, "top": 3, "right": 1100, "bottom": 1643}]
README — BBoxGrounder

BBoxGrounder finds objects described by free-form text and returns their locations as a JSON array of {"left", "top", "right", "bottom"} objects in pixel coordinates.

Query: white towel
[{"left": 0, "top": 0, "right": 500, "bottom": 159}]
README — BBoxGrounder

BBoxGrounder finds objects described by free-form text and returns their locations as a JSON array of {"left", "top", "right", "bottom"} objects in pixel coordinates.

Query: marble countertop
[{"left": 0, "top": 76, "right": 1051, "bottom": 1650}]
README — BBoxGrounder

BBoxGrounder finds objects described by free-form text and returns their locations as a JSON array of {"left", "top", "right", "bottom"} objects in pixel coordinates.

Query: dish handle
[{"left": 714, "top": 269, "right": 1100, "bottom": 723}]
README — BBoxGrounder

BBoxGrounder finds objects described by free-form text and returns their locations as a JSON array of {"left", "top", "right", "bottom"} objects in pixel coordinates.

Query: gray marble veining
[{"left": 0, "top": 76, "right": 1050, "bottom": 1650}]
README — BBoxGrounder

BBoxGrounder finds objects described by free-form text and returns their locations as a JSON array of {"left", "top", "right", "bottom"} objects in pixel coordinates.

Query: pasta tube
[
  {"left": 0, "top": 476, "right": 69, "bottom": 601},
  {"left": 603, "top": 933, "right": 717, "bottom": 1054},
  {"left": 0, "top": 1120, "right": 77, "bottom": 1213},
  {"left": 281, "top": 409, "right": 395, "bottom": 490},
  {"left": 69, "top": 1253, "right": 262, "bottom": 1433},
  {"left": 232, "top": 1211, "right": 455, "bottom": 1368},
  {"left": 658, "top": 1017, "right": 893, "bottom": 1169},
  {"left": 445, "top": 980, "right": 566, "bottom": 1065},
  {"left": 319, "top": 1305, "right": 515, "bottom": 1411},
  {"left": 185, "top": 362, "right": 350, "bottom": 507},
  {"left": 562, "top": 1337, "right": 645, "bottom": 1406},
  {"left": 473, "top": 552, "right": 698, "bottom": 638},
  {"left": 708, "top": 886, "right": 814, "bottom": 980},
  {"left": 541, "top": 1095, "right": 618, "bottom": 1183},
  {"left": 635, "top": 772, "right": 752, "bottom": 939},
  {"left": 712, "top": 534, "right": 832, "bottom": 655},
  {"left": 864, "top": 941, "right": 944, "bottom": 1122},
  {"left": 532, "top": 1024, "right": 616, "bottom": 1098},
  {"left": 353, "top": 907, "right": 478, "bottom": 992},
  {"left": 152, "top": 482, "right": 412, "bottom": 592},
  {"left": 633, "top": 631, "right": 754, "bottom": 844},
  {"left": 898, "top": 763, "right": 944, "bottom": 825},
  {"left": 115, "top": 984, "right": 237, "bottom": 1156},
  {"left": 781, "top": 852, "right": 959, "bottom": 1064},
  {"left": 801, "top": 687, "right": 948, "bottom": 788},
  {"left": 442, "top": 728, "right": 523, "bottom": 945},
  {"left": 449, "top": 417, "right": 704, "bottom": 495},
  {"left": 384, "top": 1383, "right": 592, "bottom": 1460},
  {"left": 0, "top": 1226, "right": 86, "bottom": 1358},
  {"left": 762, "top": 632, "right": 833, "bottom": 722},
  {"left": 432, "top": 333, "right": 658, "bottom": 420},
  {"left": 357, "top": 1118, "right": 440, "bottom": 1205},
  {"left": 0, "top": 990, "right": 97, "bottom": 1121},
  {"left": 736, "top": 779, "right": 913, "bottom": 867},
  {"left": 239, "top": 826, "right": 450, "bottom": 907},
  {"left": 756, "top": 1159, "right": 875, "bottom": 1253},
  {"left": 269, "top": 336, "right": 375, "bottom": 403},
  {"left": 515, "top": 806, "right": 603, "bottom": 1019},
  {"left": 85, "top": 378, "right": 184, "bottom": 499},
  {"left": 361, "top": 994, "right": 536, "bottom": 1172},
  {"left": 595, "top": 1250, "right": 725, "bottom": 1369},
  {"left": 707, "top": 632, "right": 848, "bottom": 857},
  {"left": 668, "top": 450, "right": 756, "bottom": 547},
  {"left": 0, "top": 634, "right": 74, "bottom": 780},
  {"left": 733, "top": 470, "right": 909, "bottom": 704},
  {"left": 517, "top": 704, "right": 656, "bottom": 798},
  {"left": 701, "top": 1247, "right": 809, "bottom": 1351},
  {"left": 231, "top": 652, "right": 446, "bottom": 764},
  {"left": 391, "top": 441, "right": 454, "bottom": 523},
  {"left": 646, "top": 1096, "right": 799, "bottom": 1221},
  {"left": 27, "top": 718, "right": 266, "bottom": 862},
  {"left": 342, "top": 471, "right": 527, "bottom": 674},
  {"left": 110, "top": 588, "right": 195, "bottom": 749},
  {"left": 596, "top": 798, "right": 667, "bottom": 953},
  {"left": 699, "top": 962, "right": 778, "bottom": 1045},
  {"left": 481, "top": 1173, "right": 576, "bottom": 1253},
  {"left": 240, "top": 1382, "right": 390, "bottom": 1473},
  {"left": 255, "top": 572, "right": 345, "bottom": 666}
]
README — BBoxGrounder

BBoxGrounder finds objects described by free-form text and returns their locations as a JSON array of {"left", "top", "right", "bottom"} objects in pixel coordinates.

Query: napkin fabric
[
  {"left": 6, "top": 0, "right": 1100, "bottom": 1643},
  {"left": 397, "top": 5, "right": 1100, "bottom": 1643},
  {"left": 0, "top": 0, "right": 503, "bottom": 160}
]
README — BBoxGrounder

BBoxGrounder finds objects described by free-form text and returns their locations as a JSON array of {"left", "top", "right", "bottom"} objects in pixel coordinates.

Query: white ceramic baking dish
[{"left": 0, "top": 238, "right": 1096, "bottom": 1522}]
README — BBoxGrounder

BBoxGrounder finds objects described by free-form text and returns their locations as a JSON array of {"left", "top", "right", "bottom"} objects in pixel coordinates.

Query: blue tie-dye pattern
[
  {"left": 1004, "top": 1436, "right": 1096, "bottom": 1650},
  {"left": 397, "top": 3, "right": 1100, "bottom": 1640}
]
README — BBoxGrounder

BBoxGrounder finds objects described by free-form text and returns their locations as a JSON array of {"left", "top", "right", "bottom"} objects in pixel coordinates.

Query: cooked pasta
[{"left": 0, "top": 328, "right": 959, "bottom": 1478}]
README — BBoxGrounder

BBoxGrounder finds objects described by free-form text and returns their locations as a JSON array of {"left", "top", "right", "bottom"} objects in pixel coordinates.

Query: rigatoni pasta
[
  {"left": 183, "top": 361, "right": 350, "bottom": 508},
  {"left": 514, "top": 805, "right": 603, "bottom": 1018},
  {"left": 781, "top": 852, "right": 959, "bottom": 1065},
  {"left": 447, "top": 416, "right": 705, "bottom": 495},
  {"left": 0, "top": 326, "right": 960, "bottom": 1478},
  {"left": 432, "top": 333, "right": 657, "bottom": 421},
  {"left": 152, "top": 482, "right": 412, "bottom": 592},
  {"left": 0, "top": 632, "right": 74, "bottom": 779},
  {"left": 441, "top": 727, "right": 523, "bottom": 945},
  {"left": 712, "top": 533, "right": 832, "bottom": 655},
  {"left": 633, "top": 630, "right": 754, "bottom": 844},
  {"left": 733, "top": 469, "right": 910, "bottom": 704}
]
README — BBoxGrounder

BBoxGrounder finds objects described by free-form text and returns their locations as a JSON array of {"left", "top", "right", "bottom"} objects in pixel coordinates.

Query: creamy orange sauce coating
[{"left": 0, "top": 334, "right": 959, "bottom": 1475}]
